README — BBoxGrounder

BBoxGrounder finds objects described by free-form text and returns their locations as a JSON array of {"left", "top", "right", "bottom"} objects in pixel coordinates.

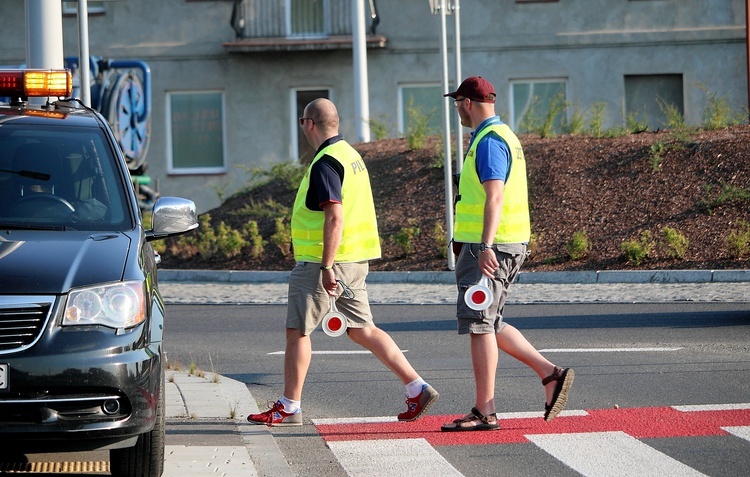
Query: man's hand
[
  {"left": 478, "top": 249, "right": 498, "bottom": 278},
  {"left": 321, "top": 268, "right": 338, "bottom": 296}
]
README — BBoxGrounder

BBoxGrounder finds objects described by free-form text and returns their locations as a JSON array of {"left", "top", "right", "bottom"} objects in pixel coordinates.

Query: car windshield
[{"left": 0, "top": 124, "right": 133, "bottom": 231}]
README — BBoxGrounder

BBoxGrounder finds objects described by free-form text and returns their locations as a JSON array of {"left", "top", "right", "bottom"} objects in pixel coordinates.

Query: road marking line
[
  {"left": 313, "top": 409, "right": 588, "bottom": 426},
  {"left": 314, "top": 416, "right": 399, "bottom": 425},
  {"left": 315, "top": 405, "right": 750, "bottom": 446},
  {"left": 526, "top": 431, "right": 707, "bottom": 477},
  {"left": 327, "top": 438, "right": 464, "bottom": 477},
  {"left": 673, "top": 403, "right": 750, "bottom": 412},
  {"left": 268, "top": 350, "right": 408, "bottom": 355},
  {"left": 722, "top": 426, "right": 750, "bottom": 442},
  {"left": 539, "top": 347, "right": 682, "bottom": 352}
]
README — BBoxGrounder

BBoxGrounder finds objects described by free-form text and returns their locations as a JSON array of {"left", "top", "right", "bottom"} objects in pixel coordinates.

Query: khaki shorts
[
  {"left": 287, "top": 261, "right": 374, "bottom": 336},
  {"left": 455, "top": 243, "right": 526, "bottom": 335}
]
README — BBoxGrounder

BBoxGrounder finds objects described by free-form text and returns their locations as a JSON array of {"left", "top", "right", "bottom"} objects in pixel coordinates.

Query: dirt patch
[{"left": 160, "top": 125, "right": 750, "bottom": 272}]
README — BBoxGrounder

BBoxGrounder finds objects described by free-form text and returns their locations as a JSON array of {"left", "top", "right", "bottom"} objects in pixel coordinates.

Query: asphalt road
[{"left": 163, "top": 302, "right": 750, "bottom": 477}]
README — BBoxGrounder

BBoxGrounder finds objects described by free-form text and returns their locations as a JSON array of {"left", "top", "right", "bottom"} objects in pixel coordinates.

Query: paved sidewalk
[
  {"left": 159, "top": 270, "right": 750, "bottom": 306},
  {"left": 165, "top": 371, "right": 294, "bottom": 477}
]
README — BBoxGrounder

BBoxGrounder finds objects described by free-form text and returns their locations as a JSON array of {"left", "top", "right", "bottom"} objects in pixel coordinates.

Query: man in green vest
[
  {"left": 248, "top": 98, "right": 438, "bottom": 427},
  {"left": 440, "top": 77, "right": 575, "bottom": 431}
]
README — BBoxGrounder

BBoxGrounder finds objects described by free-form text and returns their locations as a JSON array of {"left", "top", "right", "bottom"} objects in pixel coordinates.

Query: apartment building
[{"left": 0, "top": 0, "right": 746, "bottom": 213}]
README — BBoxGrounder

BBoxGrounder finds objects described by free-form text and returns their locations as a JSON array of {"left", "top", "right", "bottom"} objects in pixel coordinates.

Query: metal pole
[
  {"left": 77, "top": 0, "right": 91, "bottom": 106},
  {"left": 440, "top": 0, "right": 455, "bottom": 270},
  {"left": 453, "top": 0, "right": 463, "bottom": 175},
  {"left": 746, "top": 0, "right": 750, "bottom": 112},
  {"left": 25, "top": 0, "right": 64, "bottom": 69},
  {"left": 352, "top": 0, "right": 371, "bottom": 143}
]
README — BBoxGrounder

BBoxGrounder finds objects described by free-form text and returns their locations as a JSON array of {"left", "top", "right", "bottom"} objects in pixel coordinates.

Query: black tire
[{"left": 110, "top": 368, "right": 165, "bottom": 477}]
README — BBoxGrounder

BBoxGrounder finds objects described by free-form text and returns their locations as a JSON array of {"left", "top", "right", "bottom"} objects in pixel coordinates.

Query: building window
[
  {"left": 398, "top": 84, "right": 448, "bottom": 137},
  {"left": 294, "top": 89, "right": 330, "bottom": 163},
  {"left": 288, "top": 0, "right": 328, "bottom": 38},
  {"left": 625, "top": 74, "right": 683, "bottom": 130},
  {"left": 167, "top": 91, "right": 226, "bottom": 174},
  {"left": 510, "top": 79, "right": 567, "bottom": 133},
  {"left": 62, "top": 1, "right": 106, "bottom": 15}
]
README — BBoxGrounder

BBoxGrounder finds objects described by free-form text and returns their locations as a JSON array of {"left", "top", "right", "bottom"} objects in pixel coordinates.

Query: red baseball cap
[{"left": 444, "top": 76, "right": 496, "bottom": 103}]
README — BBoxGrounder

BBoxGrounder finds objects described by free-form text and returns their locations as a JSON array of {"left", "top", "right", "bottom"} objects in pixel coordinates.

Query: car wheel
[{"left": 110, "top": 368, "right": 165, "bottom": 477}]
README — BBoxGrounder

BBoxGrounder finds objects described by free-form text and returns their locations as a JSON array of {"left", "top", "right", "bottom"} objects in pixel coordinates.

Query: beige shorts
[
  {"left": 455, "top": 243, "right": 526, "bottom": 335},
  {"left": 286, "top": 261, "right": 374, "bottom": 335}
]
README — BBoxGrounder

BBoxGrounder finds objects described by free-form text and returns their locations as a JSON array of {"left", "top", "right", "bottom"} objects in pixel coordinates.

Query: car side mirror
[{"left": 146, "top": 196, "right": 198, "bottom": 241}]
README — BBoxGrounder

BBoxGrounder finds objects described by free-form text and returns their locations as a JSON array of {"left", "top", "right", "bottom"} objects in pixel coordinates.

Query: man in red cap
[{"left": 440, "top": 76, "right": 575, "bottom": 431}]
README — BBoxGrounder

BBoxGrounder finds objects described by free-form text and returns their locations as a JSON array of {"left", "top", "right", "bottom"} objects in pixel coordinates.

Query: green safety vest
[
  {"left": 454, "top": 123, "right": 531, "bottom": 244},
  {"left": 291, "top": 140, "right": 381, "bottom": 262}
]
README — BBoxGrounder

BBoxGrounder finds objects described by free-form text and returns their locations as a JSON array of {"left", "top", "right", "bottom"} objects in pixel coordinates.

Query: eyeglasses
[
  {"left": 298, "top": 117, "right": 314, "bottom": 126},
  {"left": 452, "top": 97, "right": 469, "bottom": 108}
]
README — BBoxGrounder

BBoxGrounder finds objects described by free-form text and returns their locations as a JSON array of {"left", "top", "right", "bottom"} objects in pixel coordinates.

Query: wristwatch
[
  {"left": 320, "top": 264, "right": 334, "bottom": 270},
  {"left": 479, "top": 243, "right": 493, "bottom": 253}
]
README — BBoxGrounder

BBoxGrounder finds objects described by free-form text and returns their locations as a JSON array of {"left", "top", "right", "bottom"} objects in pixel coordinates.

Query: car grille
[{"left": 0, "top": 298, "right": 53, "bottom": 353}]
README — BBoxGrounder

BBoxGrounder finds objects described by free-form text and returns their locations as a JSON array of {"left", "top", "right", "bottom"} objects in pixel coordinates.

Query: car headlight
[{"left": 64, "top": 281, "right": 146, "bottom": 329}]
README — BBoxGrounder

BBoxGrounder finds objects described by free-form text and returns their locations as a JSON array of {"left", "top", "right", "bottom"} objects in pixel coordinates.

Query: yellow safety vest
[
  {"left": 454, "top": 122, "right": 531, "bottom": 244},
  {"left": 291, "top": 140, "right": 381, "bottom": 262}
]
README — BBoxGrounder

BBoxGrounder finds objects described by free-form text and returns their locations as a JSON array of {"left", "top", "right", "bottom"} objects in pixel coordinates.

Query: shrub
[
  {"left": 369, "top": 115, "right": 390, "bottom": 140},
  {"left": 698, "top": 83, "right": 746, "bottom": 130},
  {"left": 405, "top": 98, "right": 434, "bottom": 150},
  {"left": 233, "top": 198, "right": 289, "bottom": 220},
  {"left": 246, "top": 161, "right": 306, "bottom": 191},
  {"left": 588, "top": 102, "right": 607, "bottom": 138},
  {"left": 566, "top": 229, "right": 590, "bottom": 261},
  {"left": 704, "top": 182, "right": 750, "bottom": 212},
  {"left": 649, "top": 141, "right": 666, "bottom": 172},
  {"left": 539, "top": 93, "right": 566, "bottom": 138},
  {"left": 432, "top": 220, "right": 447, "bottom": 258},
  {"left": 726, "top": 221, "right": 750, "bottom": 258},
  {"left": 271, "top": 217, "right": 292, "bottom": 256},
  {"left": 215, "top": 221, "right": 245, "bottom": 258},
  {"left": 243, "top": 220, "right": 266, "bottom": 259},
  {"left": 393, "top": 219, "right": 420, "bottom": 254},
  {"left": 661, "top": 227, "right": 689, "bottom": 259},
  {"left": 620, "top": 230, "right": 654, "bottom": 266}
]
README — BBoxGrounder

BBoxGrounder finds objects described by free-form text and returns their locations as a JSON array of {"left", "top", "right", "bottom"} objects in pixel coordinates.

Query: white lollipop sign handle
[
  {"left": 464, "top": 276, "right": 493, "bottom": 311},
  {"left": 322, "top": 296, "right": 347, "bottom": 337}
]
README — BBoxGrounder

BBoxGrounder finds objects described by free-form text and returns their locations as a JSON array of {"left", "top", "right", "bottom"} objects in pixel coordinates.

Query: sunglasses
[{"left": 298, "top": 117, "right": 315, "bottom": 126}]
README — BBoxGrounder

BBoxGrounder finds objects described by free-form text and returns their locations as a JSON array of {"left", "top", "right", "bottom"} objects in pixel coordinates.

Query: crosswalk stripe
[
  {"left": 674, "top": 403, "right": 750, "bottom": 412},
  {"left": 326, "top": 438, "right": 464, "bottom": 477},
  {"left": 723, "top": 426, "right": 750, "bottom": 442},
  {"left": 526, "top": 431, "right": 708, "bottom": 477}
]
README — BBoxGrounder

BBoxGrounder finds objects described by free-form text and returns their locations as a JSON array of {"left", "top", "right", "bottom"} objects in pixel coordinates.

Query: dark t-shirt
[{"left": 305, "top": 136, "right": 345, "bottom": 211}]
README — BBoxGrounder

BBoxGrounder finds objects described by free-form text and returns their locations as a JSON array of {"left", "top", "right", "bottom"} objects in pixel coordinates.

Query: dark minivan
[{"left": 0, "top": 69, "right": 197, "bottom": 477}]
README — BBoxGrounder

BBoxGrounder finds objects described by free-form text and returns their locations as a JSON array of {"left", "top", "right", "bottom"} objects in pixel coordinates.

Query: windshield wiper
[
  {"left": 0, "top": 168, "right": 51, "bottom": 181},
  {"left": 0, "top": 222, "right": 69, "bottom": 231}
]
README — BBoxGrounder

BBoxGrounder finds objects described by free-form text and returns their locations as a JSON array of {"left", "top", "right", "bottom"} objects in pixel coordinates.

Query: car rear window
[{"left": 0, "top": 125, "right": 134, "bottom": 231}]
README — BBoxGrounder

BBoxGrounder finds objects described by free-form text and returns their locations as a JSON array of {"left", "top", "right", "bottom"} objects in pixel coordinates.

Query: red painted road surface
[{"left": 315, "top": 406, "right": 750, "bottom": 446}]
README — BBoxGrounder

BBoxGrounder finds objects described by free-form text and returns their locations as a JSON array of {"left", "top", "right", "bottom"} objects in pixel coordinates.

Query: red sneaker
[
  {"left": 247, "top": 400, "right": 302, "bottom": 427},
  {"left": 398, "top": 384, "right": 439, "bottom": 422}
]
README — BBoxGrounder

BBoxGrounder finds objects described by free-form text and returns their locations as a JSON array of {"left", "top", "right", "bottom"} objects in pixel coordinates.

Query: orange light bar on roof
[{"left": 0, "top": 69, "right": 72, "bottom": 98}]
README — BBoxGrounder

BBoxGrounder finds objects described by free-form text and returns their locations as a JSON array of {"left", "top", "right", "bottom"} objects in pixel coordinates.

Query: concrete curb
[
  {"left": 165, "top": 371, "right": 294, "bottom": 477},
  {"left": 160, "top": 269, "right": 750, "bottom": 284}
]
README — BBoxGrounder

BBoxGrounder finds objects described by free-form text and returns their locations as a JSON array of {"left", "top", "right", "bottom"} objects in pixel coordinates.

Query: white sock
[
  {"left": 406, "top": 378, "right": 427, "bottom": 398},
  {"left": 280, "top": 396, "right": 301, "bottom": 414}
]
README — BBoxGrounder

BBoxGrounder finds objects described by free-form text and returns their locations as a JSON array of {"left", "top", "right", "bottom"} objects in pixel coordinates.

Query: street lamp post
[{"left": 429, "top": 0, "right": 461, "bottom": 270}]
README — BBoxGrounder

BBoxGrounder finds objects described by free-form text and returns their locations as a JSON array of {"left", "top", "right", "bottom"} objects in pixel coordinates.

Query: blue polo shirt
[{"left": 467, "top": 116, "right": 510, "bottom": 183}]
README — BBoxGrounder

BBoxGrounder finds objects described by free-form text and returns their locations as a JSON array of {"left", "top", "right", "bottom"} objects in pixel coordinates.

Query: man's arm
[
  {"left": 479, "top": 179, "right": 504, "bottom": 277},
  {"left": 321, "top": 202, "right": 343, "bottom": 295}
]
